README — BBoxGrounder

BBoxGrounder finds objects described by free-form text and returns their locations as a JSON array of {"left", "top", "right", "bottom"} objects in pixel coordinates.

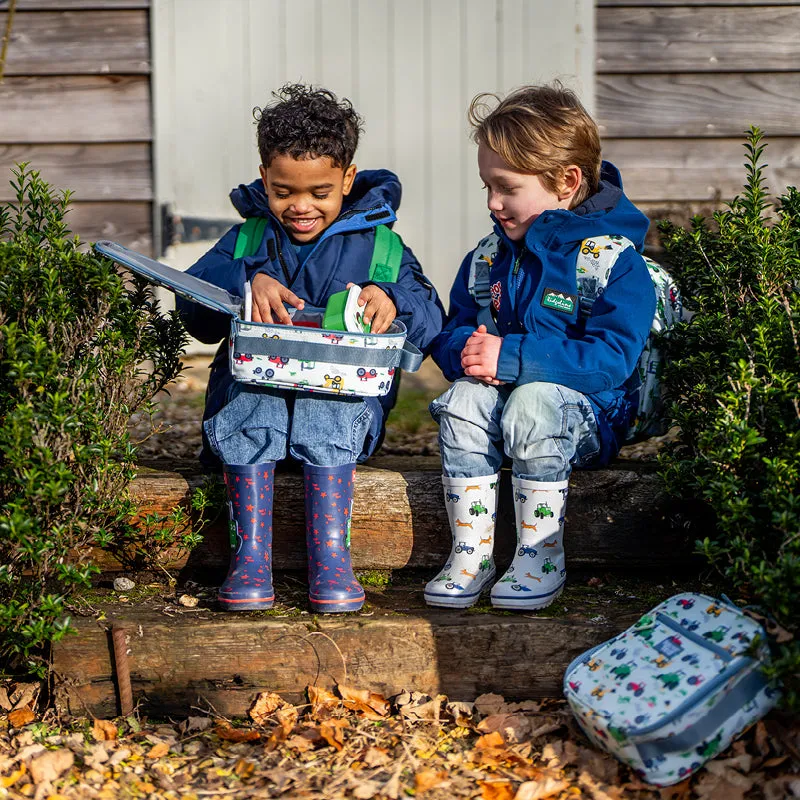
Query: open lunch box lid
[{"left": 95, "top": 240, "right": 245, "bottom": 318}]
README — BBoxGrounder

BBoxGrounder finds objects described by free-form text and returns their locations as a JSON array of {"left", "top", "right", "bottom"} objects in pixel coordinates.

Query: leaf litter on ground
[{"left": 1, "top": 679, "right": 798, "bottom": 800}]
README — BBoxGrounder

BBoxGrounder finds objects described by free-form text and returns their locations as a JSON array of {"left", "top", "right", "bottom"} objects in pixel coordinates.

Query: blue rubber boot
[
  {"left": 218, "top": 462, "right": 276, "bottom": 610},
  {"left": 304, "top": 464, "right": 365, "bottom": 613}
]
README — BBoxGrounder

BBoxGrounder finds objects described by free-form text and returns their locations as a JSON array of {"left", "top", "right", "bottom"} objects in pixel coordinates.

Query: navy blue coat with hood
[
  {"left": 177, "top": 169, "right": 445, "bottom": 467},
  {"left": 430, "top": 162, "right": 656, "bottom": 464}
]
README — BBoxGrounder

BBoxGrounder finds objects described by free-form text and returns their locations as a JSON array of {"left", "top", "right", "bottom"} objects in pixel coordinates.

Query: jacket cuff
[{"left": 497, "top": 335, "right": 523, "bottom": 382}]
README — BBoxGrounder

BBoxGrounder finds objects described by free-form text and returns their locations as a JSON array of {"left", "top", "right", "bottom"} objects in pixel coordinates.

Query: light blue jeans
[
  {"left": 429, "top": 378, "right": 602, "bottom": 481},
  {"left": 204, "top": 383, "right": 375, "bottom": 467}
]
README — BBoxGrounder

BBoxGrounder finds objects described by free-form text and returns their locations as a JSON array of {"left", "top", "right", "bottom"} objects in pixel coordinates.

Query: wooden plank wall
[
  {"left": 596, "top": 0, "right": 800, "bottom": 248},
  {"left": 0, "top": 0, "right": 152, "bottom": 253}
]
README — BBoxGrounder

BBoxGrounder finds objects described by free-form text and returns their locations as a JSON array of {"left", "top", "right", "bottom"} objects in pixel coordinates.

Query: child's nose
[
  {"left": 291, "top": 196, "right": 313, "bottom": 213},
  {"left": 487, "top": 192, "right": 503, "bottom": 212}
]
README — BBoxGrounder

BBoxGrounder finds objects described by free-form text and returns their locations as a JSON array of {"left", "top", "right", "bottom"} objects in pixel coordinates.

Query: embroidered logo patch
[
  {"left": 490, "top": 281, "right": 502, "bottom": 311},
  {"left": 542, "top": 288, "right": 577, "bottom": 314}
]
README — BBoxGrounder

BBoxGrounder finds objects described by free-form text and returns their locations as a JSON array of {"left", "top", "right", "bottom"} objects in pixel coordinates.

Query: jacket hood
[
  {"left": 504, "top": 160, "right": 650, "bottom": 253},
  {"left": 229, "top": 168, "right": 402, "bottom": 222}
]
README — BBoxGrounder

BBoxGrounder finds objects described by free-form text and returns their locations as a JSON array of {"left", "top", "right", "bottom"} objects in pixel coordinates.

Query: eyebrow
[{"left": 271, "top": 182, "right": 335, "bottom": 190}]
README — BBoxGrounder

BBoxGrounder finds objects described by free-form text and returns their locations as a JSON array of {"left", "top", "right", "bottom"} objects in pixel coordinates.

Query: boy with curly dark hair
[{"left": 177, "top": 84, "right": 444, "bottom": 614}]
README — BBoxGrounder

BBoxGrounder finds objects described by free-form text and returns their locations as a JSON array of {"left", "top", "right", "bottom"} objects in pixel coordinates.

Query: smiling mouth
[{"left": 287, "top": 218, "right": 320, "bottom": 232}]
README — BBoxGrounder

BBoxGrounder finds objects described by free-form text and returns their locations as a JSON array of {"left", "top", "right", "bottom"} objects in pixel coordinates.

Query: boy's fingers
[
  {"left": 270, "top": 298, "right": 293, "bottom": 325},
  {"left": 253, "top": 300, "right": 273, "bottom": 324},
  {"left": 279, "top": 287, "right": 304, "bottom": 310}
]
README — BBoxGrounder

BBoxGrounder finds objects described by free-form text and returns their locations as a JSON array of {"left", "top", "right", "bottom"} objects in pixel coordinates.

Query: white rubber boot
[
  {"left": 424, "top": 474, "right": 500, "bottom": 608},
  {"left": 491, "top": 477, "right": 568, "bottom": 610}
]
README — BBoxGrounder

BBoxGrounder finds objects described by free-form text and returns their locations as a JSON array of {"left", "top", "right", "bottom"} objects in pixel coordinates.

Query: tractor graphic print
[{"left": 534, "top": 502, "right": 554, "bottom": 519}]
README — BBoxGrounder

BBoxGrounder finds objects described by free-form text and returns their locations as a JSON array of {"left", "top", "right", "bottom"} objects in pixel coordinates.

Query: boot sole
[
  {"left": 424, "top": 574, "right": 495, "bottom": 609},
  {"left": 309, "top": 594, "right": 366, "bottom": 614},
  {"left": 491, "top": 581, "right": 565, "bottom": 611},
  {"left": 218, "top": 596, "right": 275, "bottom": 611}
]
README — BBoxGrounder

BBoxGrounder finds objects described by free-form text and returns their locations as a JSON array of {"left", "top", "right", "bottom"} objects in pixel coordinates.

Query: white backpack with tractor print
[
  {"left": 563, "top": 593, "right": 779, "bottom": 786},
  {"left": 468, "top": 233, "right": 687, "bottom": 441}
]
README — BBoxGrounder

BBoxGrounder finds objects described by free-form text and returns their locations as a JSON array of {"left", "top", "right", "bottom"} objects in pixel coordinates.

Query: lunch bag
[
  {"left": 94, "top": 226, "right": 422, "bottom": 398},
  {"left": 563, "top": 593, "right": 780, "bottom": 786}
]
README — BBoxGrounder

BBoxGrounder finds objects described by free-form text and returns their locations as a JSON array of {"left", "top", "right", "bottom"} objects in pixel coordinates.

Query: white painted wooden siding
[{"left": 152, "top": 0, "right": 594, "bottom": 303}]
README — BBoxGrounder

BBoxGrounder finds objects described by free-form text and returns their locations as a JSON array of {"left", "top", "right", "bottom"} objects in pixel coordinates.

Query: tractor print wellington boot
[
  {"left": 218, "top": 462, "right": 276, "bottom": 610},
  {"left": 424, "top": 474, "right": 500, "bottom": 608},
  {"left": 490, "top": 477, "right": 569, "bottom": 610},
  {"left": 304, "top": 464, "right": 365, "bottom": 613}
]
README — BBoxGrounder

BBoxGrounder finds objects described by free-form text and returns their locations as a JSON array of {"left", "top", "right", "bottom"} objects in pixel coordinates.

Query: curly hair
[
  {"left": 469, "top": 83, "right": 601, "bottom": 208},
  {"left": 254, "top": 83, "right": 363, "bottom": 168}
]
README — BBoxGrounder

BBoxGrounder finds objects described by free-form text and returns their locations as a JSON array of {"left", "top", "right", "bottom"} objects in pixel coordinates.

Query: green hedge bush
[
  {"left": 658, "top": 128, "right": 800, "bottom": 706},
  {"left": 0, "top": 165, "right": 187, "bottom": 677}
]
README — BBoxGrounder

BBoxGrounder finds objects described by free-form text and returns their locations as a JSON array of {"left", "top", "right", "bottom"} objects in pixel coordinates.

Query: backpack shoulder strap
[
  {"left": 469, "top": 233, "right": 501, "bottom": 334},
  {"left": 369, "top": 224, "right": 403, "bottom": 283},
  {"left": 233, "top": 216, "right": 269, "bottom": 260},
  {"left": 576, "top": 235, "right": 636, "bottom": 316}
]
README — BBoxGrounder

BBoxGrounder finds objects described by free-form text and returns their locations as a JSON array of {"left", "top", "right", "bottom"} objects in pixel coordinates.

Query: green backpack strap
[
  {"left": 233, "top": 217, "right": 269, "bottom": 260},
  {"left": 369, "top": 224, "right": 402, "bottom": 283}
]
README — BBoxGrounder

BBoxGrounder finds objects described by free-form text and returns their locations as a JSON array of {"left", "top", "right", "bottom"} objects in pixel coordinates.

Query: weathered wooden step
[
  {"left": 53, "top": 579, "right": 673, "bottom": 719},
  {"left": 96, "top": 457, "right": 689, "bottom": 575}
]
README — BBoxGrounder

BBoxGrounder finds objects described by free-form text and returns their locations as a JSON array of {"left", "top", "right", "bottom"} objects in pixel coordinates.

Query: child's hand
[
  {"left": 461, "top": 325, "right": 504, "bottom": 385},
  {"left": 347, "top": 283, "right": 397, "bottom": 334},
  {"left": 251, "top": 273, "right": 305, "bottom": 324}
]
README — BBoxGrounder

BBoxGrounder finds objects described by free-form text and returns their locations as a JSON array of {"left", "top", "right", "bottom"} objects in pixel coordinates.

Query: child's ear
[
  {"left": 342, "top": 164, "right": 357, "bottom": 195},
  {"left": 259, "top": 164, "right": 268, "bottom": 193},
  {"left": 558, "top": 166, "right": 582, "bottom": 202}
]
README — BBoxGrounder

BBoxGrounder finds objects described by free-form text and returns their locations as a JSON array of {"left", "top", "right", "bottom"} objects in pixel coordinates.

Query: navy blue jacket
[
  {"left": 177, "top": 169, "right": 445, "bottom": 466},
  {"left": 431, "top": 162, "right": 656, "bottom": 462}
]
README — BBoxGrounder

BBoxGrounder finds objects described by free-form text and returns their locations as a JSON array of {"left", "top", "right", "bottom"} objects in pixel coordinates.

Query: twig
[
  {"left": 0, "top": 0, "right": 17, "bottom": 85},
  {"left": 112, "top": 625, "right": 134, "bottom": 716}
]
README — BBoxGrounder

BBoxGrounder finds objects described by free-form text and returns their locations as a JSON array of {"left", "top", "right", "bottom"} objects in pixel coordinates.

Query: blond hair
[{"left": 469, "top": 83, "right": 601, "bottom": 208}]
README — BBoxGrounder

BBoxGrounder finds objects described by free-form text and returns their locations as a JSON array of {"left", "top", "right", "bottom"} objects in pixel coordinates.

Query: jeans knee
[{"left": 430, "top": 378, "right": 502, "bottom": 424}]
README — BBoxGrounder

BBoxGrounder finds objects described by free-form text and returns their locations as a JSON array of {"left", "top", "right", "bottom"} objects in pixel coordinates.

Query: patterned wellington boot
[
  {"left": 491, "top": 477, "right": 569, "bottom": 611},
  {"left": 424, "top": 474, "right": 500, "bottom": 608},
  {"left": 218, "top": 462, "right": 276, "bottom": 610},
  {"left": 304, "top": 463, "right": 365, "bottom": 613}
]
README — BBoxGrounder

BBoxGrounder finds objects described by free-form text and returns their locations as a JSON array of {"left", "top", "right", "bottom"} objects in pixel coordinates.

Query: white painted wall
[{"left": 152, "top": 0, "right": 594, "bottom": 350}]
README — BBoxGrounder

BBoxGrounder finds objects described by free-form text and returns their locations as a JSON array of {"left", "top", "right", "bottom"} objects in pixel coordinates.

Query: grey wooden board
[
  {"left": 0, "top": 76, "right": 150, "bottom": 142},
  {"left": 597, "top": 6, "right": 800, "bottom": 72},
  {"left": 66, "top": 201, "right": 152, "bottom": 254},
  {"left": 602, "top": 138, "right": 800, "bottom": 202},
  {"left": 597, "top": 73, "right": 800, "bottom": 138},
  {"left": 6, "top": 1, "right": 149, "bottom": 8},
  {"left": 0, "top": 10, "right": 150, "bottom": 74},
  {"left": 598, "top": 0, "right": 800, "bottom": 5},
  {"left": 0, "top": 144, "right": 152, "bottom": 201}
]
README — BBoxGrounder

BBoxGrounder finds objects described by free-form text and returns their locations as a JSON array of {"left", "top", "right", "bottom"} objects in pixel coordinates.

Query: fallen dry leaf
[
  {"left": 361, "top": 745, "right": 391, "bottom": 767},
  {"left": 319, "top": 718, "right": 349, "bottom": 751},
  {"left": 214, "top": 723, "right": 260, "bottom": 743},
  {"left": 92, "top": 719, "right": 118, "bottom": 741},
  {"left": 414, "top": 768, "right": 448, "bottom": 793},
  {"left": 249, "top": 691, "right": 288, "bottom": 726},
  {"left": 480, "top": 780, "right": 515, "bottom": 800},
  {"left": 446, "top": 700, "right": 475, "bottom": 726},
  {"left": 658, "top": 778, "right": 692, "bottom": 800},
  {"left": 338, "top": 684, "right": 390, "bottom": 718},
  {"left": 514, "top": 776, "right": 568, "bottom": 800},
  {"left": 1, "top": 763, "right": 26, "bottom": 788},
  {"left": 8, "top": 706, "right": 35, "bottom": 728},
  {"left": 477, "top": 713, "right": 531, "bottom": 743},
  {"left": 147, "top": 741, "right": 170, "bottom": 759},
  {"left": 308, "top": 685, "right": 340, "bottom": 719},
  {"left": 28, "top": 749, "right": 74, "bottom": 784},
  {"left": 474, "top": 693, "right": 506, "bottom": 717}
]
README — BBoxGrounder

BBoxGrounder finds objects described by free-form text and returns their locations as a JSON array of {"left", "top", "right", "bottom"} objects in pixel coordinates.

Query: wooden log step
[
  {"left": 53, "top": 579, "right": 670, "bottom": 719},
  {"left": 96, "top": 457, "right": 690, "bottom": 575}
]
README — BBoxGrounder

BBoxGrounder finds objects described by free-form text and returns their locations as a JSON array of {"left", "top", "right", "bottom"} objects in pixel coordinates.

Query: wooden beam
[
  {"left": 0, "top": 144, "right": 152, "bottom": 201},
  {"left": 8, "top": 2, "right": 149, "bottom": 9},
  {"left": 0, "top": 76, "right": 150, "bottom": 143},
  {"left": 597, "top": 73, "right": 800, "bottom": 138},
  {"left": 602, "top": 137, "right": 800, "bottom": 202},
  {"left": 598, "top": 6, "right": 800, "bottom": 73},
  {"left": 65, "top": 201, "right": 152, "bottom": 253},
  {"left": 0, "top": 10, "right": 149, "bottom": 75},
  {"left": 598, "top": 1, "right": 800, "bottom": 6},
  {"left": 52, "top": 587, "right": 652, "bottom": 717},
  {"left": 90, "top": 460, "right": 691, "bottom": 574}
]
